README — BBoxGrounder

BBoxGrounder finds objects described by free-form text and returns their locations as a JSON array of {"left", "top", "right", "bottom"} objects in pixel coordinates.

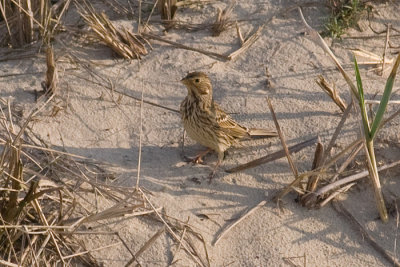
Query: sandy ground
[{"left": 1, "top": 0, "right": 400, "bottom": 266}]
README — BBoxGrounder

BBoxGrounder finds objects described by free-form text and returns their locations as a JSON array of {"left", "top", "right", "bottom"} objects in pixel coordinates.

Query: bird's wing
[{"left": 213, "top": 102, "right": 249, "bottom": 138}]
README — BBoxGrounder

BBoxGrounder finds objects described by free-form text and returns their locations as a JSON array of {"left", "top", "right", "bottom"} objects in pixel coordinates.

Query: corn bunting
[{"left": 180, "top": 71, "right": 277, "bottom": 180}]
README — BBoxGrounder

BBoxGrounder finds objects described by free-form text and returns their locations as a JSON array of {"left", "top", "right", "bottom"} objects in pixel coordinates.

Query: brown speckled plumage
[{"left": 180, "top": 72, "right": 277, "bottom": 179}]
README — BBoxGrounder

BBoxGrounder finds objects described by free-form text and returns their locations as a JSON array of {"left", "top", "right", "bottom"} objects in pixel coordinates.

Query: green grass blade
[
  {"left": 354, "top": 56, "right": 371, "bottom": 140},
  {"left": 370, "top": 53, "right": 400, "bottom": 139}
]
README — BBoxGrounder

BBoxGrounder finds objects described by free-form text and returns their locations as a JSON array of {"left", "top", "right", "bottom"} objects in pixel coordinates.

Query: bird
[{"left": 180, "top": 71, "right": 277, "bottom": 181}]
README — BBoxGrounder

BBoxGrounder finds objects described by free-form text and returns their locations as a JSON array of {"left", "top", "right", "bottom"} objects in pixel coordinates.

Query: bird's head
[{"left": 181, "top": 72, "right": 213, "bottom": 100}]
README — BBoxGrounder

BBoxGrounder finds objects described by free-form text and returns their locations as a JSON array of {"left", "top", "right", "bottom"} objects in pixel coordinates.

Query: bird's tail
[{"left": 247, "top": 128, "right": 278, "bottom": 138}]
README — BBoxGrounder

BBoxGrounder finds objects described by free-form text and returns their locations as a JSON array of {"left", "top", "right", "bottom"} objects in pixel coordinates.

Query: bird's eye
[{"left": 195, "top": 79, "right": 200, "bottom": 83}]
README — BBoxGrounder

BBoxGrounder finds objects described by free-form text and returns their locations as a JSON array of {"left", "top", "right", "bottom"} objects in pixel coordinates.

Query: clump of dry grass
[
  {"left": 211, "top": 2, "right": 235, "bottom": 36},
  {"left": 157, "top": 0, "right": 177, "bottom": 29},
  {"left": 0, "top": 97, "right": 209, "bottom": 266},
  {"left": 0, "top": 98, "right": 130, "bottom": 265},
  {"left": 77, "top": 1, "right": 151, "bottom": 60},
  {"left": 0, "top": 0, "right": 71, "bottom": 47}
]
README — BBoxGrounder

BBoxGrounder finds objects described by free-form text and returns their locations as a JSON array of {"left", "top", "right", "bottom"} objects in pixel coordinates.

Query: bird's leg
[
  {"left": 183, "top": 148, "right": 212, "bottom": 164},
  {"left": 208, "top": 151, "right": 224, "bottom": 183},
  {"left": 208, "top": 159, "right": 222, "bottom": 183}
]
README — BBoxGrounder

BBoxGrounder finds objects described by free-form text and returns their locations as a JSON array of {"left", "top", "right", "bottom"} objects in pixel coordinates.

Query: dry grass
[
  {"left": 316, "top": 75, "right": 346, "bottom": 112},
  {"left": 42, "top": 45, "right": 58, "bottom": 96},
  {"left": 157, "top": 0, "right": 177, "bottom": 29},
  {"left": 0, "top": 97, "right": 209, "bottom": 266},
  {"left": 0, "top": 0, "right": 71, "bottom": 47},
  {"left": 77, "top": 1, "right": 151, "bottom": 59},
  {"left": 211, "top": 2, "right": 235, "bottom": 36}
]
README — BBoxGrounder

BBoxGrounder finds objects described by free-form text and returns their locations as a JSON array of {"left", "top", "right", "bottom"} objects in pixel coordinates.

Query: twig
[
  {"left": 62, "top": 242, "right": 121, "bottom": 260},
  {"left": 228, "top": 25, "right": 263, "bottom": 60},
  {"left": 143, "top": 0, "right": 159, "bottom": 30},
  {"left": 328, "top": 142, "right": 363, "bottom": 183},
  {"left": 314, "top": 159, "right": 400, "bottom": 198},
  {"left": 276, "top": 138, "right": 363, "bottom": 201},
  {"left": 343, "top": 34, "right": 400, "bottom": 40},
  {"left": 332, "top": 201, "right": 400, "bottom": 267},
  {"left": 138, "top": 0, "right": 142, "bottom": 33},
  {"left": 142, "top": 33, "right": 230, "bottom": 61},
  {"left": 319, "top": 182, "right": 355, "bottom": 208},
  {"left": 70, "top": 72, "right": 179, "bottom": 113},
  {"left": 316, "top": 75, "right": 346, "bottom": 112},
  {"left": 213, "top": 200, "right": 266, "bottom": 246},
  {"left": 171, "top": 217, "right": 189, "bottom": 264},
  {"left": 136, "top": 81, "right": 144, "bottom": 190},
  {"left": 302, "top": 140, "right": 364, "bottom": 208},
  {"left": 365, "top": 100, "right": 400, "bottom": 105},
  {"left": 125, "top": 227, "right": 166, "bottom": 267},
  {"left": 0, "top": 260, "right": 19, "bottom": 267},
  {"left": 304, "top": 139, "right": 324, "bottom": 195},
  {"left": 267, "top": 97, "right": 299, "bottom": 181},
  {"left": 226, "top": 136, "right": 317, "bottom": 173},
  {"left": 138, "top": 188, "right": 207, "bottom": 267},
  {"left": 134, "top": 227, "right": 165, "bottom": 260},
  {"left": 322, "top": 102, "right": 353, "bottom": 164},
  {"left": 235, "top": 22, "right": 244, "bottom": 45}
]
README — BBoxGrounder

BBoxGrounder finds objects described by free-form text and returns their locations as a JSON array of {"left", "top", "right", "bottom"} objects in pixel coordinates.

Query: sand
[{"left": 1, "top": 0, "right": 400, "bottom": 266}]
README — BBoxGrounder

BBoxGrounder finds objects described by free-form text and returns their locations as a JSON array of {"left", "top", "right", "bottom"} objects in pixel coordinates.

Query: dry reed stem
[
  {"left": 267, "top": 97, "right": 299, "bottom": 202},
  {"left": 235, "top": 22, "right": 244, "bottom": 45},
  {"left": 70, "top": 70, "right": 180, "bottom": 113},
  {"left": 213, "top": 200, "right": 266, "bottom": 246},
  {"left": 44, "top": 46, "right": 58, "bottom": 96},
  {"left": 314, "top": 159, "right": 400, "bottom": 199},
  {"left": 62, "top": 242, "right": 121, "bottom": 260},
  {"left": 275, "top": 138, "right": 364, "bottom": 201},
  {"left": 352, "top": 48, "right": 394, "bottom": 66},
  {"left": 0, "top": 259, "right": 19, "bottom": 267},
  {"left": 157, "top": 0, "right": 177, "bottom": 29},
  {"left": 352, "top": 48, "right": 394, "bottom": 74},
  {"left": 316, "top": 75, "right": 346, "bottom": 112},
  {"left": 228, "top": 25, "right": 263, "bottom": 60},
  {"left": 319, "top": 182, "right": 355, "bottom": 208},
  {"left": 170, "top": 217, "right": 189, "bottom": 264},
  {"left": 175, "top": 0, "right": 213, "bottom": 8},
  {"left": 142, "top": 23, "right": 262, "bottom": 61},
  {"left": 142, "top": 32, "right": 230, "bottom": 60},
  {"left": 302, "top": 141, "right": 363, "bottom": 208},
  {"left": 302, "top": 139, "right": 324, "bottom": 199},
  {"left": 321, "top": 102, "right": 353, "bottom": 163},
  {"left": 332, "top": 201, "right": 400, "bottom": 267},
  {"left": 144, "top": 0, "right": 160, "bottom": 31},
  {"left": 125, "top": 227, "right": 166, "bottom": 266},
  {"left": 136, "top": 81, "right": 144, "bottom": 190},
  {"left": 226, "top": 136, "right": 317, "bottom": 173}
]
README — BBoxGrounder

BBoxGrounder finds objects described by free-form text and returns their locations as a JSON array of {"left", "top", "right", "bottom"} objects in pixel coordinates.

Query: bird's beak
[{"left": 180, "top": 77, "right": 188, "bottom": 85}]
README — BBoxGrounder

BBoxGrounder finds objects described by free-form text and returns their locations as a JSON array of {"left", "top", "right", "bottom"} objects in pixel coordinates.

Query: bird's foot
[
  {"left": 183, "top": 155, "right": 204, "bottom": 164},
  {"left": 182, "top": 149, "right": 212, "bottom": 165}
]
